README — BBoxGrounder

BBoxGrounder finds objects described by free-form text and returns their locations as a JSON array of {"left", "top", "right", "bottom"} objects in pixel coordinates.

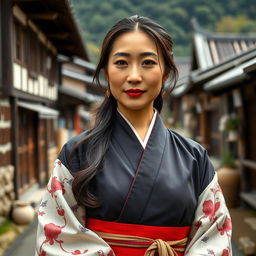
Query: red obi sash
[{"left": 87, "top": 218, "right": 190, "bottom": 256}]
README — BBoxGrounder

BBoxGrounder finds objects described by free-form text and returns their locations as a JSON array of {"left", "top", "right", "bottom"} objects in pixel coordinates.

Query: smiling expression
[{"left": 105, "top": 31, "right": 168, "bottom": 116}]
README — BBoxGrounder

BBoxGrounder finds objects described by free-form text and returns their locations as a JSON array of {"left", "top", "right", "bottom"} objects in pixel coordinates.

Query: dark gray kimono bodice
[{"left": 59, "top": 111, "right": 215, "bottom": 227}]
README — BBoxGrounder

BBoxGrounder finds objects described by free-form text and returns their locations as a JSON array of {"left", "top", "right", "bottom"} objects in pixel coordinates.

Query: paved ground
[
  {"left": 3, "top": 188, "right": 45, "bottom": 256},
  {"left": 4, "top": 219, "right": 37, "bottom": 256}
]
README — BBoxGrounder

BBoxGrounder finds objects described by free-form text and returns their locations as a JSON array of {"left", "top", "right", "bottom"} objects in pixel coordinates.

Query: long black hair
[{"left": 71, "top": 15, "right": 178, "bottom": 208}]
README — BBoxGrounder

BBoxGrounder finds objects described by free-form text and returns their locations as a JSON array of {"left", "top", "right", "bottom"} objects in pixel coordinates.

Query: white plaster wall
[
  {"left": 28, "top": 78, "right": 34, "bottom": 94},
  {"left": 21, "top": 67, "right": 28, "bottom": 92},
  {"left": 13, "top": 63, "right": 21, "bottom": 89}
]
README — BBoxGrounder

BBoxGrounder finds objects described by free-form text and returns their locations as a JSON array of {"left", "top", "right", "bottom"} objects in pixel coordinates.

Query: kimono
[{"left": 35, "top": 110, "right": 232, "bottom": 256}]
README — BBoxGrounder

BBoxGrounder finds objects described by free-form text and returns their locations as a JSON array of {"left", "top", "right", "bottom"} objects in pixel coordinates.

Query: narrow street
[{"left": 4, "top": 220, "right": 37, "bottom": 256}]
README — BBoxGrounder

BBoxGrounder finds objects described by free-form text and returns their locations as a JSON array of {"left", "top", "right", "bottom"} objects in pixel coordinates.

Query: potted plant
[
  {"left": 225, "top": 114, "right": 240, "bottom": 142},
  {"left": 217, "top": 149, "right": 240, "bottom": 208},
  {"left": 220, "top": 149, "right": 236, "bottom": 168}
]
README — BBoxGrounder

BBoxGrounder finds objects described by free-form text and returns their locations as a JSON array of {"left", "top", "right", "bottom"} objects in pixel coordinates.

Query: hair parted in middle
[
  {"left": 71, "top": 15, "right": 179, "bottom": 208},
  {"left": 95, "top": 15, "right": 178, "bottom": 106}
]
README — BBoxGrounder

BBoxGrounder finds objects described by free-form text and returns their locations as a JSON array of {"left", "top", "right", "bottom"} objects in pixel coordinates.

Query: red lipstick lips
[{"left": 125, "top": 89, "right": 145, "bottom": 97}]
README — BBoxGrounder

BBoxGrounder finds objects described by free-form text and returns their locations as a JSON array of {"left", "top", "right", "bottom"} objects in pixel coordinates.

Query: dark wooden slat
[
  {"left": 13, "top": 88, "right": 52, "bottom": 104},
  {"left": 11, "top": 97, "right": 19, "bottom": 199},
  {"left": 12, "top": 0, "right": 39, "bottom": 3},
  {"left": 47, "top": 33, "right": 70, "bottom": 39},
  {"left": 244, "top": 63, "right": 256, "bottom": 74},
  {"left": 240, "top": 192, "right": 256, "bottom": 209},
  {"left": 241, "top": 159, "right": 256, "bottom": 171},
  {"left": 1, "top": 0, "right": 13, "bottom": 96},
  {"left": 28, "top": 13, "right": 59, "bottom": 20}
]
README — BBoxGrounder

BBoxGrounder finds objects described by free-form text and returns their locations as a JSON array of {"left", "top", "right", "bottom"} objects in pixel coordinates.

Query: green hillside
[{"left": 71, "top": 0, "right": 256, "bottom": 61}]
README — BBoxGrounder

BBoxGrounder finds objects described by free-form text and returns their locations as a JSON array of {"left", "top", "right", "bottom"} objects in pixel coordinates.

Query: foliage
[
  {"left": 0, "top": 218, "right": 13, "bottom": 235},
  {"left": 225, "top": 115, "right": 240, "bottom": 131},
  {"left": 220, "top": 149, "right": 236, "bottom": 168},
  {"left": 86, "top": 42, "right": 100, "bottom": 63},
  {"left": 216, "top": 15, "right": 256, "bottom": 33},
  {"left": 173, "top": 120, "right": 182, "bottom": 128},
  {"left": 71, "top": 0, "right": 256, "bottom": 61}
]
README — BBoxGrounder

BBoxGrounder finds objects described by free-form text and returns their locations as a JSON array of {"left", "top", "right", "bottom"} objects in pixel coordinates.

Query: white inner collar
[{"left": 117, "top": 109, "right": 157, "bottom": 149}]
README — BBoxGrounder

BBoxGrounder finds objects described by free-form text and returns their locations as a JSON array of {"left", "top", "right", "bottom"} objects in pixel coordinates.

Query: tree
[{"left": 216, "top": 15, "right": 256, "bottom": 33}]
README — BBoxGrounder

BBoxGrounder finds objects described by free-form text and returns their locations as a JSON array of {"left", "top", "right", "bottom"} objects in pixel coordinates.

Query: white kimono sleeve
[
  {"left": 184, "top": 173, "right": 232, "bottom": 256},
  {"left": 35, "top": 159, "right": 114, "bottom": 256}
]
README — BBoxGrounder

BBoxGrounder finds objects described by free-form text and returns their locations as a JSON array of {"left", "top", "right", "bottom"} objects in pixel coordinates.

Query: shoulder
[
  {"left": 168, "top": 129, "right": 215, "bottom": 194},
  {"left": 58, "top": 130, "right": 90, "bottom": 173},
  {"left": 168, "top": 129, "right": 206, "bottom": 158}
]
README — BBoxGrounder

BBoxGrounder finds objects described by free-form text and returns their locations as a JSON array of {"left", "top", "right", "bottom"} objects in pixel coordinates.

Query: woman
[{"left": 36, "top": 15, "right": 232, "bottom": 256}]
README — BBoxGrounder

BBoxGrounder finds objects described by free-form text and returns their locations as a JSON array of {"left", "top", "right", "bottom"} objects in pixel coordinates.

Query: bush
[
  {"left": 225, "top": 115, "right": 240, "bottom": 131},
  {"left": 220, "top": 149, "right": 236, "bottom": 168},
  {"left": 0, "top": 218, "right": 13, "bottom": 235}
]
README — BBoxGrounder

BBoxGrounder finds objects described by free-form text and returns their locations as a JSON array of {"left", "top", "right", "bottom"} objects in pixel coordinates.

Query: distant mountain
[{"left": 71, "top": 0, "right": 256, "bottom": 61}]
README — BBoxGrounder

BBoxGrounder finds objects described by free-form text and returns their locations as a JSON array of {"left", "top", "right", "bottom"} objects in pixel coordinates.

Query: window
[
  {"left": 50, "top": 57, "right": 58, "bottom": 86},
  {"left": 14, "top": 21, "right": 25, "bottom": 63},
  {"left": 39, "top": 43, "right": 46, "bottom": 75},
  {"left": 46, "top": 53, "right": 58, "bottom": 86},
  {"left": 27, "top": 29, "right": 39, "bottom": 78}
]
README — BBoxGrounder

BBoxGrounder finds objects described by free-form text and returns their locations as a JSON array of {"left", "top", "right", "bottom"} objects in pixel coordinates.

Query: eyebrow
[{"left": 113, "top": 52, "right": 158, "bottom": 57}]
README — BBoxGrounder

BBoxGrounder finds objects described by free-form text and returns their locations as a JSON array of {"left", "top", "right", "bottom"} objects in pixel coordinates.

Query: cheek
[
  {"left": 146, "top": 69, "right": 163, "bottom": 89},
  {"left": 107, "top": 68, "right": 125, "bottom": 87}
]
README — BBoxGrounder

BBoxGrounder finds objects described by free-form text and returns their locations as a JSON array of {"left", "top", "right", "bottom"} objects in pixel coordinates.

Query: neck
[{"left": 117, "top": 105, "right": 155, "bottom": 141}]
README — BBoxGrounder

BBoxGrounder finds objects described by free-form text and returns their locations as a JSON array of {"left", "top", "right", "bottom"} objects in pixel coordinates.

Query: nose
[{"left": 127, "top": 66, "right": 142, "bottom": 84}]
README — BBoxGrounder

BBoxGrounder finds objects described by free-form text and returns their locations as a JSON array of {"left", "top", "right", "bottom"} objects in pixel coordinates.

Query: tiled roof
[
  {"left": 208, "top": 36, "right": 256, "bottom": 65},
  {"left": 171, "top": 57, "right": 191, "bottom": 96},
  {"left": 171, "top": 19, "right": 256, "bottom": 96},
  {"left": 15, "top": 0, "right": 89, "bottom": 60},
  {"left": 191, "top": 19, "right": 256, "bottom": 70},
  {"left": 175, "top": 57, "right": 191, "bottom": 78}
]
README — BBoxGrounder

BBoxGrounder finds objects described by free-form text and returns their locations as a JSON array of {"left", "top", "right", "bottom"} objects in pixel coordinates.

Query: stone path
[{"left": 3, "top": 219, "right": 37, "bottom": 256}]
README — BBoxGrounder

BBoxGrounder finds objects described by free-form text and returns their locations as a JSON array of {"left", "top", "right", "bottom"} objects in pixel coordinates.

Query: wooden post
[
  {"left": 11, "top": 97, "right": 19, "bottom": 199},
  {"left": 1, "top": 0, "right": 13, "bottom": 95}
]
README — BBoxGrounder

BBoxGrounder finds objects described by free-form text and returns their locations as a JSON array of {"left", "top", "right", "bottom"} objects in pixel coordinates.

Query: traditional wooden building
[
  {"left": 57, "top": 55, "right": 105, "bottom": 150},
  {"left": 169, "top": 57, "right": 191, "bottom": 128},
  {"left": 0, "top": 0, "right": 91, "bottom": 215},
  {"left": 171, "top": 19, "right": 256, "bottom": 208}
]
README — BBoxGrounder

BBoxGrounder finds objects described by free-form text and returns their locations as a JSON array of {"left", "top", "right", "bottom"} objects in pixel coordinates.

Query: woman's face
[{"left": 106, "top": 31, "right": 167, "bottom": 115}]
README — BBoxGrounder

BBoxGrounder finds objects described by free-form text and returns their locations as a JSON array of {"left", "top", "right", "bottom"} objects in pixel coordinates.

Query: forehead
[{"left": 110, "top": 31, "right": 158, "bottom": 55}]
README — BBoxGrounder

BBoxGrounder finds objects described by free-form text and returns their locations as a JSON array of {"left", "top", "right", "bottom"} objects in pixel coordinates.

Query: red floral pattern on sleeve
[
  {"left": 36, "top": 161, "right": 96, "bottom": 255},
  {"left": 185, "top": 174, "right": 232, "bottom": 256}
]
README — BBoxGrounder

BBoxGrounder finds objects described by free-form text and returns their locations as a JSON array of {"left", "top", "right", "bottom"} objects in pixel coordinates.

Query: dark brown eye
[
  {"left": 114, "top": 60, "right": 127, "bottom": 66},
  {"left": 142, "top": 60, "right": 156, "bottom": 65}
]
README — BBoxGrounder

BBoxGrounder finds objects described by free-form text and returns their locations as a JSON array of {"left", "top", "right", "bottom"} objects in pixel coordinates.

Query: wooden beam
[
  {"left": 240, "top": 192, "right": 256, "bottom": 209},
  {"left": 28, "top": 13, "right": 59, "bottom": 20},
  {"left": 12, "top": 0, "right": 39, "bottom": 3},
  {"left": 47, "top": 33, "right": 70, "bottom": 39},
  {"left": 1, "top": 0, "right": 13, "bottom": 96},
  {"left": 244, "top": 63, "right": 256, "bottom": 74},
  {"left": 58, "top": 45, "right": 75, "bottom": 51},
  {"left": 241, "top": 159, "right": 256, "bottom": 171},
  {"left": 11, "top": 97, "right": 19, "bottom": 199}
]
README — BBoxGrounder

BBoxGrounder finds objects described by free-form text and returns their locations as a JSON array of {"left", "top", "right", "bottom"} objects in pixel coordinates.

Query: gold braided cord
[{"left": 95, "top": 231, "right": 187, "bottom": 256}]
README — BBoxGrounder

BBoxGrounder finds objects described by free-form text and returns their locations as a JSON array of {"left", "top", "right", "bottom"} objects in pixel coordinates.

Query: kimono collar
[
  {"left": 117, "top": 108, "right": 157, "bottom": 149},
  {"left": 112, "top": 109, "right": 167, "bottom": 171}
]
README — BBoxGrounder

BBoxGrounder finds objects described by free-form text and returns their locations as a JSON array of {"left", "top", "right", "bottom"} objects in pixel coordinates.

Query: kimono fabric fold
[{"left": 87, "top": 218, "right": 190, "bottom": 256}]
